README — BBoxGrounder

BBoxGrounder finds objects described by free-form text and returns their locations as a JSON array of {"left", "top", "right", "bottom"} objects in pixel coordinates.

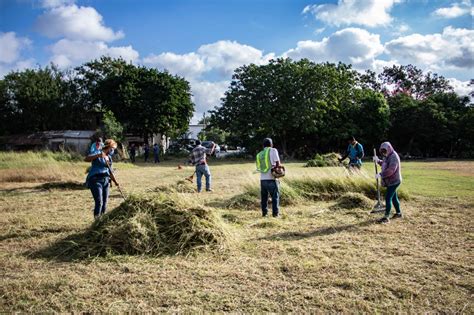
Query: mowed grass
[{"left": 0, "top": 154, "right": 473, "bottom": 313}]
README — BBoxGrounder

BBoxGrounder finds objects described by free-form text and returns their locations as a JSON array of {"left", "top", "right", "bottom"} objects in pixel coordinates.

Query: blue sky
[{"left": 1, "top": 0, "right": 472, "bottom": 121}]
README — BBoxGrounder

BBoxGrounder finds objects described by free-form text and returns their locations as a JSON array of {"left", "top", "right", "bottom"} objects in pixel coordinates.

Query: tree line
[
  {"left": 0, "top": 57, "right": 194, "bottom": 143},
  {"left": 208, "top": 59, "right": 473, "bottom": 158}
]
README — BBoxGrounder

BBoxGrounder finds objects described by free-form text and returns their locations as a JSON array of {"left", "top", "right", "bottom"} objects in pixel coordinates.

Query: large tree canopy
[
  {"left": 0, "top": 57, "right": 194, "bottom": 142},
  {"left": 209, "top": 59, "right": 472, "bottom": 158}
]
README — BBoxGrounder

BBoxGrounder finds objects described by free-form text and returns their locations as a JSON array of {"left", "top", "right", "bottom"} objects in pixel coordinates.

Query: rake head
[
  {"left": 370, "top": 201, "right": 385, "bottom": 213},
  {"left": 185, "top": 175, "right": 194, "bottom": 183}
]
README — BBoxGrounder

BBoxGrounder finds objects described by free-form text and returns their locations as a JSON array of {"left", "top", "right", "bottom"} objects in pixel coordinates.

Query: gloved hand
[
  {"left": 375, "top": 173, "right": 382, "bottom": 180},
  {"left": 372, "top": 156, "right": 379, "bottom": 162}
]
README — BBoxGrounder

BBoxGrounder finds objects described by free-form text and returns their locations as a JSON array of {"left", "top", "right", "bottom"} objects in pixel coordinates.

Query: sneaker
[
  {"left": 272, "top": 214, "right": 280, "bottom": 218},
  {"left": 377, "top": 217, "right": 389, "bottom": 224},
  {"left": 206, "top": 189, "right": 213, "bottom": 192},
  {"left": 391, "top": 213, "right": 403, "bottom": 219},
  {"left": 262, "top": 213, "right": 268, "bottom": 217}
]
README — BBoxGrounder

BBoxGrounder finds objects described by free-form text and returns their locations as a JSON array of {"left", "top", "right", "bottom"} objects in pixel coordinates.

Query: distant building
[
  {"left": 184, "top": 124, "right": 206, "bottom": 139},
  {"left": 0, "top": 130, "right": 96, "bottom": 154}
]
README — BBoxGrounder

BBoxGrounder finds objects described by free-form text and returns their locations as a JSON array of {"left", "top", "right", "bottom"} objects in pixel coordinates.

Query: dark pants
[
  {"left": 261, "top": 180, "right": 280, "bottom": 217},
  {"left": 89, "top": 176, "right": 110, "bottom": 218},
  {"left": 130, "top": 154, "right": 136, "bottom": 163},
  {"left": 385, "top": 183, "right": 401, "bottom": 218},
  {"left": 144, "top": 152, "right": 149, "bottom": 162},
  {"left": 154, "top": 153, "right": 160, "bottom": 163}
]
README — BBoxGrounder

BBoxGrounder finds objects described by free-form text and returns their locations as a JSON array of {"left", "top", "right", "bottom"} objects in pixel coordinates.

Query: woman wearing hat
[{"left": 84, "top": 139, "right": 118, "bottom": 218}]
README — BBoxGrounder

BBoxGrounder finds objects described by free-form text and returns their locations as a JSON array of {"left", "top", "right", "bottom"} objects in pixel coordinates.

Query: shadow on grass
[
  {"left": 258, "top": 219, "right": 374, "bottom": 241},
  {"left": 25, "top": 229, "right": 101, "bottom": 262},
  {"left": 37, "top": 181, "right": 86, "bottom": 190},
  {"left": 0, "top": 181, "right": 86, "bottom": 195}
]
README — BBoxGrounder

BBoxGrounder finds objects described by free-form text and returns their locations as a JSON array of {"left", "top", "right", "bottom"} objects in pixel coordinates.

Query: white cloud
[
  {"left": 385, "top": 26, "right": 474, "bottom": 70},
  {"left": 302, "top": 0, "right": 402, "bottom": 27},
  {"left": 36, "top": 4, "right": 124, "bottom": 42},
  {"left": 448, "top": 78, "right": 472, "bottom": 96},
  {"left": 433, "top": 2, "right": 471, "bottom": 18},
  {"left": 190, "top": 80, "right": 229, "bottom": 119},
  {"left": 284, "top": 28, "right": 384, "bottom": 69},
  {"left": 197, "top": 40, "right": 275, "bottom": 76},
  {"left": 314, "top": 27, "right": 326, "bottom": 35},
  {"left": 0, "top": 32, "right": 31, "bottom": 63},
  {"left": 49, "top": 39, "right": 139, "bottom": 68},
  {"left": 144, "top": 40, "right": 274, "bottom": 79},
  {"left": 41, "top": 0, "right": 75, "bottom": 8},
  {"left": 0, "top": 58, "right": 36, "bottom": 78},
  {"left": 143, "top": 52, "right": 205, "bottom": 78}
]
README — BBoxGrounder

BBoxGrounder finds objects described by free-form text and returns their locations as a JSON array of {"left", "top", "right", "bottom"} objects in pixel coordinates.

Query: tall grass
[
  {"left": 0, "top": 151, "right": 86, "bottom": 182},
  {"left": 227, "top": 175, "right": 409, "bottom": 209},
  {"left": 0, "top": 151, "right": 83, "bottom": 169}
]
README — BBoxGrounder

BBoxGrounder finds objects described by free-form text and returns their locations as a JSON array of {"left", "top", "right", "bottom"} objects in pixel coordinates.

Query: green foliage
[
  {"left": 101, "top": 110, "right": 124, "bottom": 141},
  {"left": 198, "top": 126, "right": 229, "bottom": 143}
]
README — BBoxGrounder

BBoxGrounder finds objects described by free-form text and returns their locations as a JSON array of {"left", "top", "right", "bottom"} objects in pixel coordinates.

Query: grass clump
[
  {"left": 334, "top": 192, "right": 373, "bottom": 209},
  {"left": 151, "top": 179, "right": 195, "bottom": 193},
  {"left": 227, "top": 181, "right": 302, "bottom": 210},
  {"left": 43, "top": 194, "right": 229, "bottom": 258},
  {"left": 305, "top": 152, "right": 344, "bottom": 167},
  {"left": 227, "top": 176, "right": 409, "bottom": 209}
]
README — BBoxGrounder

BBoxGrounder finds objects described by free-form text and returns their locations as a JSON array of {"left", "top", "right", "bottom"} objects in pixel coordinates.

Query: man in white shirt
[{"left": 256, "top": 138, "right": 281, "bottom": 217}]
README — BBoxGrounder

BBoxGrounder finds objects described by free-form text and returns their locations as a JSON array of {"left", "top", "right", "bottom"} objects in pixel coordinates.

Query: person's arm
[
  {"left": 357, "top": 144, "right": 364, "bottom": 160},
  {"left": 84, "top": 151, "right": 105, "bottom": 162}
]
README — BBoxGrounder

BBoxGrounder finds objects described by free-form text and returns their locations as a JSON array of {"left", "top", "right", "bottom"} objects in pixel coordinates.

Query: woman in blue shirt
[{"left": 85, "top": 139, "right": 118, "bottom": 218}]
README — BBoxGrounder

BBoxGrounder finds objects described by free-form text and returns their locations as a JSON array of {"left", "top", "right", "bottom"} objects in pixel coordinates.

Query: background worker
[
  {"left": 89, "top": 136, "right": 103, "bottom": 155},
  {"left": 189, "top": 140, "right": 215, "bottom": 192},
  {"left": 256, "top": 138, "right": 281, "bottom": 218},
  {"left": 84, "top": 139, "right": 118, "bottom": 219},
  {"left": 153, "top": 143, "right": 160, "bottom": 163},
  {"left": 339, "top": 135, "right": 364, "bottom": 169},
  {"left": 374, "top": 142, "right": 403, "bottom": 224},
  {"left": 129, "top": 144, "right": 136, "bottom": 163},
  {"left": 144, "top": 143, "right": 150, "bottom": 162}
]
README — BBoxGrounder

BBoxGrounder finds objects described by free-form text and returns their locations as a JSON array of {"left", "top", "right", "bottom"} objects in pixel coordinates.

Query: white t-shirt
[{"left": 260, "top": 147, "right": 280, "bottom": 180}]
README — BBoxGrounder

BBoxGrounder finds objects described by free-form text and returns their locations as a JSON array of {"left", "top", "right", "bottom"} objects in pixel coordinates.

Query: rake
[{"left": 371, "top": 148, "right": 385, "bottom": 213}]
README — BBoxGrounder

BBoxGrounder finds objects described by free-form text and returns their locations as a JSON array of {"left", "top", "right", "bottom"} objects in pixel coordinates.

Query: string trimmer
[
  {"left": 371, "top": 148, "right": 385, "bottom": 213},
  {"left": 185, "top": 171, "right": 196, "bottom": 183}
]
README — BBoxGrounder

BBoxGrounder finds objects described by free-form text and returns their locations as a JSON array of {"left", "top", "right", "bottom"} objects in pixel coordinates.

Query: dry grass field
[{"left": 1, "top": 152, "right": 473, "bottom": 312}]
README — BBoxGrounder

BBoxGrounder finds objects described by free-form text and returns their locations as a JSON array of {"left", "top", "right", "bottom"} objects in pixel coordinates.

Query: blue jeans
[
  {"left": 89, "top": 176, "right": 110, "bottom": 218},
  {"left": 261, "top": 180, "right": 280, "bottom": 217},
  {"left": 385, "top": 183, "right": 401, "bottom": 218},
  {"left": 196, "top": 164, "right": 211, "bottom": 192}
]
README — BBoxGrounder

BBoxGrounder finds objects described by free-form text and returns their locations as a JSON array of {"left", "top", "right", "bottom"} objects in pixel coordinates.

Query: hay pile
[
  {"left": 334, "top": 192, "right": 373, "bottom": 209},
  {"left": 58, "top": 194, "right": 228, "bottom": 257},
  {"left": 39, "top": 181, "right": 86, "bottom": 190},
  {"left": 305, "top": 153, "right": 344, "bottom": 167},
  {"left": 227, "top": 182, "right": 302, "bottom": 210},
  {"left": 227, "top": 177, "right": 409, "bottom": 210},
  {"left": 151, "top": 179, "right": 195, "bottom": 193}
]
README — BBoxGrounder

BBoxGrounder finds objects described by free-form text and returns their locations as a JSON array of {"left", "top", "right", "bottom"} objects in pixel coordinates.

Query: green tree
[
  {"left": 0, "top": 65, "right": 67, "bottom": 134},
  {"left": 198, "top": 126, "right": 229, "bottom": 143},
  {"left": 100, "top": 110, "right": 124, "bottom": 141}
]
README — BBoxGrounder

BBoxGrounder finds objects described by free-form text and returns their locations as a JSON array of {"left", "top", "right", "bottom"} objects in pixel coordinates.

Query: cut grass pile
[
  {"left": 228, "top": 176, "right": 408, "bottom": 210},
  {"left": 305, "top": 152, "right": 345, "bottom": 167},
  {"left": 40, "top": 193, "right": 229, "bottom": 258},
  {"left": 334, "top": 192, "right": 373, "bottom": 209}
]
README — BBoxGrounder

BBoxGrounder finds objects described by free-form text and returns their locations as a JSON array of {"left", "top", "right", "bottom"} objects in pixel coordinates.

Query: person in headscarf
[{"left": 374, "top": 142, "right": 403, "bottom": 224}]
